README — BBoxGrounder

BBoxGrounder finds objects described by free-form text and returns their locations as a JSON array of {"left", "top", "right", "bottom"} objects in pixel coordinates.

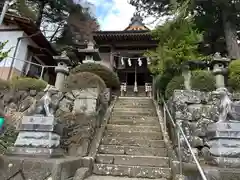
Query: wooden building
[{"left": 93, "top": 13, "right": 157, "bottom": 96}]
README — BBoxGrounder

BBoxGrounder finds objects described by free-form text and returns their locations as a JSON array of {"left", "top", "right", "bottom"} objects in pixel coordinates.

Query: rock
[
  {"left": 18, "top": 96, "right": 35, "bottom": 112},
  {"left": 59, "top": 98, "right": 73, "bottom": 112},
  {"left": 72, "top": 90, "right": 81, "bottom": 98},
  {"left": 73, "top": 168, "right": 89, "bottom": 180},
  {"left": 29, "top": 90, "right": 37, "bottom": 96},
  {"left": 65, "top": 92, "right": 75, "bottom": 101}
]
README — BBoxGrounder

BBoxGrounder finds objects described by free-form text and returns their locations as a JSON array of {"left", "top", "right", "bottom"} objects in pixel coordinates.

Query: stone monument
[
  {"left": 7, "top": 85, "right": 64, "bottom": 157},
  {"left": 204, "top": 87, "right": 240, "bottom": 167}
]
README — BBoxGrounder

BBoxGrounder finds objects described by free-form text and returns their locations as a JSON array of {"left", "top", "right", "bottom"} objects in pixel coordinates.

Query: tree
[
  {"left": 147, "top": 17, "right": 204, "bottom": 93},
  {"left": 130, "top": 0, "right": 240, "bottom": 59}
]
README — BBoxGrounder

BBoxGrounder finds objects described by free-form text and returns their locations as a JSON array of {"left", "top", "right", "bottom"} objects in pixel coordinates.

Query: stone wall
[
  {"left": 0, "top": 87, "right": 109, "bottom": 157},
  {"left": 167, "top": 89, "right": 240, "bottom": 162}
]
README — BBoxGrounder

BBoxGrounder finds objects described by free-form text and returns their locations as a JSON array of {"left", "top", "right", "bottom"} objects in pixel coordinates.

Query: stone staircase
[
  {"left": 124, "top": 86, "right": 146, "bottom": 97},
  {"left": 88, "top": 97, "right": 171, "bottom": 179}
]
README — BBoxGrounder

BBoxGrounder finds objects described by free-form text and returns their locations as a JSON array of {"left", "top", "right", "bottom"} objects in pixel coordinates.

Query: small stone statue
[
  {"left": 214, "top": 87, "right": 240, "bottom": 122},
  {"left": 30, "top": 85, "right": 55, "bottom": 117},
  {"left": 216, "top": 88, "right": 232, "bottom": 122}
]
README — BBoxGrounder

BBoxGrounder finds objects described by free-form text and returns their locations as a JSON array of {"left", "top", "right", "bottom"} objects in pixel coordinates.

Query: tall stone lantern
[
  {"left": 210, "top": 52, "right": 230, "bottom": 89},
  {"left": 54, "top": 51, "right": 72, "bottom": 90},
  {"left": 77, "top": 41, "right": 101, "bottom": 63}
]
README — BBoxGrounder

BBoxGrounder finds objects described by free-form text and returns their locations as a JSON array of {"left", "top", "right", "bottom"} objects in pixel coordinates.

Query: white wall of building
[{"left": 0, "top": 24, "right": 42, "bottom": 72}]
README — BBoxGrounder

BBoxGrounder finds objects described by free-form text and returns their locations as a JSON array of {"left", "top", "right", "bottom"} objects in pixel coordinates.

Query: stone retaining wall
[
  {"left": 167, "top": 89, "right": 240, "bottom": 161},
  {"left": 0, "top": 87, "right": 109, "bottom": 157}
]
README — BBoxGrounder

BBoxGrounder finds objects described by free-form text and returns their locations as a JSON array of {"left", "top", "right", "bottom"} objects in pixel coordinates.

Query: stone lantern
[
  {"left": 210, "top": 52, "right": 230, "bottom": 89},
  {"left": 77, "top": 41, "right": 101, "bottom": 63},
  {"left": 54, "top": 51, "right": 72, "bottom": 90}
]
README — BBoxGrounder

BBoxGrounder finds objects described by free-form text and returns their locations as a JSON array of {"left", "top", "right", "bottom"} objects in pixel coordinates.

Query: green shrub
[
  {"left": 0, "top": 79, "right": 10, "bottom": 90},
  {"left": 154, "top": 72, "right": 174, "bottom": 96},
  {"left": 191, "top": 70, "right": 215, "bottom": 92},
  {"left": 229, "top": 60, "right": 240, "bottom": 91},
  {"left": 165, "top": 70, "right": 215, "bottom": 99},
  {"left": 71, "top": 63, "right": 120, "bottom": 89},
  {"left": 165, "top": 75, "right": 184, "bottom": 99},
  {"left": 63, "top": 72, "right": 106, "bottom": 92},
  {"left": 10, "top": 77, "right": 47, "bottom": 91}
]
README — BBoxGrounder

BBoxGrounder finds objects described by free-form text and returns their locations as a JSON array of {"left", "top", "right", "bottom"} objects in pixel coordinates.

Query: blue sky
[{"left": 86, "top": 0, "right": 137, "bottom": 30}]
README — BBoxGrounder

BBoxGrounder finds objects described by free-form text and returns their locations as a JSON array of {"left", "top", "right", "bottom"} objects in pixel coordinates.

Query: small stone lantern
[
  {"left": 210, "top": 52, "right": 230, "bottom": 89},
  {"left": 77, "top": 41, "right": 101, "bottom": 63},
  {"left": 54, "top": 51, "right": 72, "bottom": 90}
]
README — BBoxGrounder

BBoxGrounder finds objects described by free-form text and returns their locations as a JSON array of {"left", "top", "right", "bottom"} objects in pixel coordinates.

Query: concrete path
[{"left": 85, "top": 175, "right": 167, "bottom": 180}]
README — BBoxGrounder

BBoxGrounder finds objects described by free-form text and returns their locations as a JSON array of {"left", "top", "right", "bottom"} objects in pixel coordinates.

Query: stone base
[
  {"left": 207, "top": 156, "right": 240, "bottom": 168},
  {"left": 0, "top": 155, "right": 92, "bottom": 180},
  {"left": 7, "top": 147, "right": 64, "bottom": 158}
]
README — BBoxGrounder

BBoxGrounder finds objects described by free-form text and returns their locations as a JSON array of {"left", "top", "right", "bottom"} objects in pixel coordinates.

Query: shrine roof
[{"left": 93, "top": 30, "right": 153, "bottom": 41}]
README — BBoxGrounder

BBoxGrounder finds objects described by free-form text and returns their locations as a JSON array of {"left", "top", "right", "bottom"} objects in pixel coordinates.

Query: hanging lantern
[
  {"left": 121, "top": 57, "right": 124, "bottom": 65},
  {"left": 128, "top": 58, "right": 132, "bottom": 66},
  {"left": 138, "top": 58, "right": 142, "bottom": 66},
  {"left": 147, "top": 57, "right": 151, "bottom": 65}
]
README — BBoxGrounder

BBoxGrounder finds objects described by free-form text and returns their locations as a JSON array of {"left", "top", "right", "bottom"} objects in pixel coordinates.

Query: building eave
[{"left": 3, "top": 13, "right": 58, "bottom": 60}]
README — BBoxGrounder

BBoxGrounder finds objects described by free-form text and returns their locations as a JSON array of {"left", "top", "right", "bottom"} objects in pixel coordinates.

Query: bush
[
  {"left": 191, "top": 70, "right": 215, "bottom": 92},
  {"left": 229, "top": 60, "right": 240, "bottom": 91},
  {"left": 71, "top": 63, "right": 120, "bottom": 89},
  {"left": 63, "top": 72, "right": 106, "bottom": 92},
  {"left": 165, "top": 70, "right": 215, "bottom": 99},
  {"left": 154, "top": 72, "right": 174, "bottom": 96},
  {"left": 165, "top": 75, "right": 184, "bottom": 99},
  {"left": 0, "top": 79, "right": 10, "bottom": 90},
  {"left": 10, "top": 77, "right": 47, "bottom": 91}
]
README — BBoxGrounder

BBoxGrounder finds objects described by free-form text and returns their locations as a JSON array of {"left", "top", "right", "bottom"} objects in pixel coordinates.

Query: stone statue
[
  {"left": 29, "top": 85, "right": 55, "bottom": 117},
  {"left": 214, "top": 87, "right": 240, "bottom": 122}
]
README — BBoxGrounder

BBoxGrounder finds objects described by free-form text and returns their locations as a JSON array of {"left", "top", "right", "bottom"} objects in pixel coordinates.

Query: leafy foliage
[
  {"left": 0, "top": 122, "right": 17, "bottom": 154},
  {"left": 63, "top": 72, "right": 106, "bottom": 92},
  {"left": 165, "top": 75, "right": 185, "bottom": 99},
  {"left": 165, "top": 70, "right": 215, "bottom": 98},
  {"left": 129, "top": 0, "right": 240, "bottom": 58},
  {"left": 71, "top": 63, "right": 120, "bottom": 89},
  {"left": 0, "top": 79, "right": 10, "bottom": 90},
  {"left": 191, "top": 70, "right": 215, "bottom": 92},
  {"left": 0, "top": 41, "right": 11, "bottom": 61},
  {"left": 10, "top": 77, "right": 47, "bottom": 91},
  {"left": 147, "top": 18, "right": 204, "bottom": 76},
  {"left": 228, "top": 60, "right": 240, "bottom": 91}
]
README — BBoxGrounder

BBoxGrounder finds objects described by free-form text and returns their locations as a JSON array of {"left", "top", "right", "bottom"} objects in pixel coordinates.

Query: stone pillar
[
  {"left": 55, "top": 62, "right": 69, "bottom": 90},
  {"left": 54, "top": 54, "right": 72, "bottom": 90},
  {"left": 182, "top": 64, "right": 191, "bottom": 90},
  {"left": 213, "top": 63, "right": 225, "bottom": 88},
  {"left": 211, "top": 52, "right": 230, "bottom": 89}
]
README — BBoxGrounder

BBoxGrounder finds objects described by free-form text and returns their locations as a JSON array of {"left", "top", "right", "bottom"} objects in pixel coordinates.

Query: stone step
[
  {"left": 96, "top": 154, "right": 169, "bottom": 167},
  {"left": 93, "top": 164, "right": 171, "bottom": 179},
  {"left": 85, "top": 175, "right": 168, "bottom": 180},
  {"left": 101, "top": 137, "right": 165, "bottom": 148},
  {"left": 98, "top": 145, "right": 167, "bottom": 156},
  {"left": 114, "top": 104, "right": 154, "bottom": 108},
  {"left": 106, "top": 124, "right": 160, "bottom": 133},
  {"left": 112, "top": 111, "right": 156, "bottom": 117},
  {"left": 113, "top": 108, "right": 156, "bottom": 113},
  {"left": 104, "top": 130, "right": 162, "bottom": 140},
  {"left": 109, "top": 118, "right": 159, "bottom": 126}
]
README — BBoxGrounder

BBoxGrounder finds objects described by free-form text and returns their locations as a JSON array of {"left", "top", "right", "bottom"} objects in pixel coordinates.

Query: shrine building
[{"left": 93, "top": 13, "right": 157, "bottom": 96}]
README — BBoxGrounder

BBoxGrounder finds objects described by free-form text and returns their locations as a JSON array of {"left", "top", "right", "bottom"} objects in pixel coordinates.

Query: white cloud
[{"left": 89, "top": 0, "right": 169, "bottom": 31}]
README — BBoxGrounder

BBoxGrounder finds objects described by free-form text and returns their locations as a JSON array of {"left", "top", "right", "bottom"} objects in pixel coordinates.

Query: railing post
[
  {"left": 177, "top": 124, "right": 183, "bottom": 176},
  {"left": 163, "top": 106, "right": 167, "bottom": 132},
  {"left": 39, "top": 66, "right": 44, "bottom": 79}
]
